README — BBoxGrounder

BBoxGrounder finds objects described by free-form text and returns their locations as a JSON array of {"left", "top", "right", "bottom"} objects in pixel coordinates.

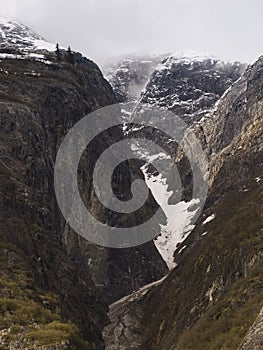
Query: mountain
[
  {"left": 0, "top": 18, "right": 168, "bottom": 349},
  {"left": 106, "top": 53, "right": 246, "bottom": 121},
  {"left": 111, "top": 53, "right": 246, "bottom": 269},
  {"left": 103, "top": 55, "right": 263, "bottom": 350},
  {"left": 140, "top": 53, "right": 246, "bottom": 123},
  {"left": 0, "top": 16, "right": 55, "bottom": 51},
  {"left": 0, "top": 16, "right": 262, "bottom": 350}
]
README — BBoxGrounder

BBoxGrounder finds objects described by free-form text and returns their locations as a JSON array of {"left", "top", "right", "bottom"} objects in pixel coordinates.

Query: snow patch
[
  {"left": 255, "top": 176, "right": 262, "bottom": 183},
  {"left": 34, "top": 39, "right": 56, "bottom": 51},
  {"left": 141, "top": 161, "right": 198, "bottom": 269},
  {"left": 154, "top": 199, "right": 199, "bottom": 270},
  {"left": 178, "top": 245, "right": 187, "bottom": 254},
  {"left": 0, "top": 52, "right": 53, "bottom": 65},
  {"left": 202, "top": 214, "right": 215, "bottom": 225},
  {"left": 129, "top": 142, "right": 200, "bottom": 270},
  {"left": 110, "top": 275, "right": 167, "bottom": 307}
]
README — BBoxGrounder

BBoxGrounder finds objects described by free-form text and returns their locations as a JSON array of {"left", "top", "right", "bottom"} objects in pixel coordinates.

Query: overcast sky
[{"left": 1, "top": 0, "right": 262, "bottom": 66}]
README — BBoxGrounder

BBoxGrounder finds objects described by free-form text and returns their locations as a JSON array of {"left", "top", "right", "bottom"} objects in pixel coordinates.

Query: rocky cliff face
[
  {"left": 103, "top": 56, "right": 263, "bottom": 349},
  {"left": 0, "top": 20, "right": 168, "bottom": 349},
  {"left": 0, "top": 49, "right": 110, "bottom": 350},
  {"left": 0, "top": 46, "right": 118, "bottom": 349},
  {"left": 112, "top": 54, "right": 246, "bottom": 268},
  {"left": 140, "top": 54, "right": 246, "bottom": 124},
  {"left": 238, "top": 307, "right": 263, "bottom": 350},
  {"left": 103, "top": 55, "right": 166, "bottom": 102}
]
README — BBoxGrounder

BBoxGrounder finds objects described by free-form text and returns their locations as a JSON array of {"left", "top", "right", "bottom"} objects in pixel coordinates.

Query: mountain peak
[{"left": 0, "top": 16, "right": 56, "bottom": 52}]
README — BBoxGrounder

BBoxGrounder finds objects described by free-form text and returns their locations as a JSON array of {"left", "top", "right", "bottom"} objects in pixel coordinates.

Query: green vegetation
[
  {"left": 26, "top": 321, "right": 91, "bottom": 349},
  {"left": 177, "top": 277, "right": 263, "bottom": 350},
  {"left": 0, "top": 242, "right": 91, "bottom": 349},
  {"left": 141, "top": 177, "right": 263, "bottom": 350}
]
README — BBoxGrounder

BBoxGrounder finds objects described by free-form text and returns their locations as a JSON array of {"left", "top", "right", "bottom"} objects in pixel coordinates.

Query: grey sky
[{"left": 1, "top": 0, "right": 262, "bottom": 66}]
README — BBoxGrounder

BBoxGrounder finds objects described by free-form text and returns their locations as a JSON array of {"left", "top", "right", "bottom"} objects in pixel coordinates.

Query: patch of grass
[
  {"left": 0, "top": 242, "right": 91, "bottom": 348},
  {"left": 177, "top": 284, "right": 263, "bottom": 350},
  {"left": 26, "top": 321, "right": 92, "bottom": 349}
]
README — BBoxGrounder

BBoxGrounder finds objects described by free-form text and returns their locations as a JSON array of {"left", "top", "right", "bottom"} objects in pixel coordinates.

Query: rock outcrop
[
  {"left": 238, "top": 307, "right": 263, "bottom": 350},
  {"left": 140, "top": 54, "right": 246, "bottom": 124},
  {"left": 103, "top": 55, "right": 166, "bottom": 102}
]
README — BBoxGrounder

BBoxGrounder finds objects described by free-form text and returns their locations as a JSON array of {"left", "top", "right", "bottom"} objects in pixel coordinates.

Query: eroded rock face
[
  {"left": 103, "top": 55, "right": 166, "bottom": 102},
  {"left": 103, "top": 56, "right": 263, "bottom": 350},
  {"left": 103, "top": 278, "right": 166, "bottom": 350},
  {"left": 0, "top": 50, "right": 115, "bottom": 349},
  {"left": 105, "top": 54, "right": 246, "bottom": 268},
  {"left": 199, "top": 56, "right": 263, "bottom": 188},
  {"left": 0, "top": 40, "right": 168, "bottom": 348},
  {"left": 141, "top": 55, "right": 246, "bottom": 124},
  {"left": 238, "top": 307, "right": 263, "bottom": 350}
]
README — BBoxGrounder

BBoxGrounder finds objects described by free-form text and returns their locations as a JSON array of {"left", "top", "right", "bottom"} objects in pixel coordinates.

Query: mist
[{"left": 1, "top": 0, "right": 262, "bottom": 66}]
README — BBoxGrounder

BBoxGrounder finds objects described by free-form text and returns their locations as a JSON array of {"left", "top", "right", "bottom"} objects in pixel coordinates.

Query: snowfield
[{"left": 130, "top": 140, "right": 201, "bottom": 270}]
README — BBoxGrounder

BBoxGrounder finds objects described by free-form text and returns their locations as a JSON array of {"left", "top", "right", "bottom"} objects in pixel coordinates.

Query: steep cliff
[
  {"left": 140, "top": 54, "right": 246, "bottom": 123},
  {"left": 238, "top": 307, "right": 263, "bottom": 350},
  {"left": 103, "top": 56, "right": 263, "bottom": 349},
  {"left": 0, "top": 46, "right": 115, "bottom": 349},
  {"left": 103, "top": 55, "right": 166, "bottom": 102},
  {"left": 0, "top": 19, "right": 168, "bottom": 349},
  {"left": 113, "top": 53, "right": 246, "bottom": 267}
]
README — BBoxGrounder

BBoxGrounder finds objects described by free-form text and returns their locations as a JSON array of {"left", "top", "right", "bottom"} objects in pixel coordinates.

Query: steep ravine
[
  {"left": 103, "top": 276, "right": 168, "bottom": 350},
  {"left": 103, "top": 57, "right": 263, "bottom": 349},
  {"left": 0, "top": 18, "right": 262, "bottom": 350},
  {"left": 108, "top": 54, "right": 246, "bottom": 268}
]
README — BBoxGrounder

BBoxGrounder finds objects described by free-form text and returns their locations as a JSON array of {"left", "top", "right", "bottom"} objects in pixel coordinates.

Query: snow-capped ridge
[
  {"left": 160, "top": 51, "right": 219, "bottom": 68},
  {"left": 0, "top": 16, "right": 56, "bottom": 52}
]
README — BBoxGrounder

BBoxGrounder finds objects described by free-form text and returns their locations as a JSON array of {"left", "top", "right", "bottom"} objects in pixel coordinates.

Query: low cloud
[{"left": 1, "top": 0, "right": 262, "bottom": 66}]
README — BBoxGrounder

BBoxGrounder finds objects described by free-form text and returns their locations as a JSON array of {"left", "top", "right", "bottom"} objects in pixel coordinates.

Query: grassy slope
[
  {"left": 0, "top": 241, "right": 91, "bottom": 349},
  {"left": 140, "top": 154, "right": 263, "bottom": 350}
]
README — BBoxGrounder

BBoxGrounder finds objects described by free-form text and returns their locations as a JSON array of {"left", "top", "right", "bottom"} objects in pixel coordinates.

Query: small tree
[
  {"left": 67, "top": 46, "right": 75, "bottom": 65},
  {"left": 55, "top": 43, "right": 62, "bottom": 61}
]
